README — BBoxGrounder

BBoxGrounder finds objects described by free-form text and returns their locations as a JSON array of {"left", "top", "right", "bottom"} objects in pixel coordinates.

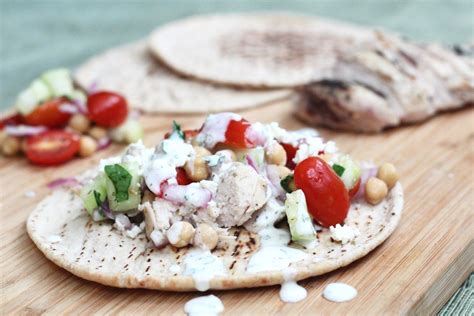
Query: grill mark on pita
[
  {"left": 229, "top": 261, "right": 237, "bottom": 270},
  {"left": 145, "top": 266, "right": 151, "bottom": 272}
]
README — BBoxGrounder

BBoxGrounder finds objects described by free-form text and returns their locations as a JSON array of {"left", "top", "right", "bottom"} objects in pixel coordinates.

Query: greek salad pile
[
  {"left": 79, "top": 113, "right": 399, "bottom": 250},
  {"left": 0, "top": 68, "right": 143, "bottom": 165}
]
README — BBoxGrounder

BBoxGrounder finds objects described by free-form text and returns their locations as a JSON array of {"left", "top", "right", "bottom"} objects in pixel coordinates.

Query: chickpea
[
  {"left": 68, "top": 114, "right": 91, "bottom": 133},
  {"left": 166, "top": 221, "right": 195, "bottom": 248},
  {"left": 265, "top": 142, "right": 287, "bottom": 166},
  {"left": 20, "top": 138, "right": 29, "bottom": 153},
  {"left": 0, "top": 131, "right": 6, "bottom": 145},
  {"left": 88, "top": 126, "right": 108, "bottom": 140},
  {"left": 365, "top": 177, "right": 388, "bottom": 205},
  {"left": 319, "top": 153, "right": 333, "bottom": 163},
  {"left": 193, "top": 224, "right": 219, "bottom": 250},
  {"left": 377, "top": 163, "right": 399, "bottom": 189},
  {"left": 1, "top": 136, "right": 21, "bottom": 156},
  {"left": 184, "top": 146, "right": 211, "bottom": 181},
  {"left": 79, "top": 135, "right": 98, "bottom": 157}
]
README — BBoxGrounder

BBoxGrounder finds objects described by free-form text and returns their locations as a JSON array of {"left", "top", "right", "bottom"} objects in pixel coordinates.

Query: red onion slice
[
  {"left": 354, "top": 161, "right": 378, "bottom": 199},
  {"left": 5, "top": 125, "right": 47, "bottom": 137},
  {"left": 47, "top": 177, "right": 79, "bottom": 189},
  {"left": 58, "top": 103, "right": 79, "bottom": 114},
  {"left": 245, "top": 154, "right": 258, "bottom": 172},
  {"left": 97, "top": 137, "right": 112, "bottom": 150}
]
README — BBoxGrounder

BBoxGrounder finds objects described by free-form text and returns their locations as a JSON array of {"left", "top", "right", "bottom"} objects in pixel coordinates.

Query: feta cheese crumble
[{"left": 329, "top": 224, "right": 360, "bottom": 244}]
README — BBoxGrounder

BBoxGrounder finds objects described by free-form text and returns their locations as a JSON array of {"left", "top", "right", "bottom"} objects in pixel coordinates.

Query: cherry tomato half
[
  {"left": 87, "top": 91, "right": 128, "bottom": 127},
  {"left": 224, "top": 119, "right": 255, "bottom": 149},
  {"left": 294, "top": 157, "right": 350, "bottom": 227},
  {"left": 176, "top": 167, "right": 192, "bottom": 185},
  {"left": 24, "top": 98, "right": 71, "bottom": 127},
  {"left": 25, "top": 130, "right": 80, "bottom": 166},
  {"left": 280, "top": 142, "right": 298, "bottom": 169},
  {"left": 0, "top": 114, "right": 23, "bottom": 129}
]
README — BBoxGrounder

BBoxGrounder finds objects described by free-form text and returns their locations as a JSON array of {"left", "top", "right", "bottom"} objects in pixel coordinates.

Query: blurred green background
[
  {"left": 1, "top": 0, "right": 473, "bottom": 109},
  {"left": 0, "top": 0, "right": 473, "bottom": 313}
]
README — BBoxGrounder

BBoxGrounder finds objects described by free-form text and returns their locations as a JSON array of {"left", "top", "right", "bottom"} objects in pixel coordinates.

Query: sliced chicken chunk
[{"left": 215, "top": 162, "right": 269, "bottom": 227}]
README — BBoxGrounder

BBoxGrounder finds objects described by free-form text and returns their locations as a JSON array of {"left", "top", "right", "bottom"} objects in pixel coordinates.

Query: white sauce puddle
[
  {"left": 279, "top": 268, "right": 307, "bottom": 303},
  {"left": 169, "top": 264, "right": 181, "bottom": 274},
  {"left": 47, "top": 235, "right": 62, "bottom": 243},
  {"left": 183, "top": 249, "right": 227, "bottom": 291},
  {"left": 24, "top": 190, "right": 36, "bottom": 198},
  {"left": 184, "top": 294, "right": 224, "bottom": 316},
  {"left": 322, "top": 283, "right": 358, "bottom": 302}
]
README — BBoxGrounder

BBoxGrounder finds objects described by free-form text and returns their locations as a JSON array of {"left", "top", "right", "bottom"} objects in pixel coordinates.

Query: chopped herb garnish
[
  {"left": 281, "top": 175, "right": 295, "bottom": 193},
  {"left": 93, "top": 190, "right": 103, "bottom": 206},
  {"left": 172, "top": 120, "right": 185, "bottom": 140},
  {"left": 332, "top": 164, "right": 345, "bottom": 177},
  {"left": 104, "top": 164, "right": 132, "bottom": 202}
]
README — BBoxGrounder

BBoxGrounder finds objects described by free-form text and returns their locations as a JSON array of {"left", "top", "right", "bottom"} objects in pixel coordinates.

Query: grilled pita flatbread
[
  {"left": 74, "top": 41, "right": 292, "bottom": 113},
  {"left": 26, "top": 183, "right": 403, "bottom": 291},
  {"left": 148, "top": 13, "right": 374, "bottom": 88}
]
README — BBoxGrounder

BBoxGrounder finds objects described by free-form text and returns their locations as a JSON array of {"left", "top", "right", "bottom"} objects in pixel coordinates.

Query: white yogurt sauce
[
  {"left": 246, "top": 246, "right": 307, "bottom": 273},
  {"left": 183, "top": 249, "right": 227, "bottom": 291},
  {"left": 24, "top": 190, "right": 36, "bottom": 198},
  {"left": 196, "top": 112, "right": 241, "bottom": 148},
  {"left": 279, "top": 268, "right": 307, "bottom": 303},
  {"left": 169, "top": 264, "right": 181, "bottom": 274},
  {"left": 258, "top": 227, "right": 290, "bottom": 247},
  {"left": 322, "top": 283, "right": 358, "bottom": 302},
  {"left": 47, "top": 235, "right": 62, "bottom": 243},
  {"left": 184, "top": 295, "right": 224, "bottom": 316}
]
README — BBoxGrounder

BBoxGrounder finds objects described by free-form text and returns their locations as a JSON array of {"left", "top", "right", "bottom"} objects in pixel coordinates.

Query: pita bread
[
  {"left": 26, "top": 183, "right": 403, "bottom": 291},
  {"left": 74, "top": 41, "right": 292, "bottom": 113},
  {"left": 149, "top": 13, "right": 374, "bottom": 88}
]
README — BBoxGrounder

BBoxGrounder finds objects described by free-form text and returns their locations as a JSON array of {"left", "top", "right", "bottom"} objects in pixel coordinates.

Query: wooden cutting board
[{"left": 1, "top": 101, "right": 473, "bottom": 315}]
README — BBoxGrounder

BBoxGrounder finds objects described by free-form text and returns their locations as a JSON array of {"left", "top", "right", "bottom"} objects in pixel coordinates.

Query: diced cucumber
[
  {"left": 109, "top": 119, "right": 144, "bottom": 144},
  {"left": 334, "top": 155, "right": 361, "bottom": 190},
  {"left": 30, "top": 79, "right": 52, "bottom": 103},
  {"left": 41, "top": 68, "right": 74, "bottom": 97},
  {"left": 236, "top": 146, "right": 265, "bottom": 169},
  {"left": 285, "top": 189, "right": 316, "bottom": 244},
  {"left": 79, "top": 173, "right": 107, "bottom": 216},
  {"left": 104, "top": 162, "right": 142, "bottom": 212},
  {"left": 15, "top": 88, "right": 38, "bottom": 115}
]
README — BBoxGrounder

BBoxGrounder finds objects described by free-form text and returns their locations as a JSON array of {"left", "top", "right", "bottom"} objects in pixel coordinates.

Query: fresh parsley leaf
[
  {"left": 93, "top": 190, "right": 103, "bottom": 207},
  {"left": 172, "top": 120, "right": 185, "bottom": 140},
  {"left": 281, "top": 175, "right": 295, "bottom": 193},
  {"left": 332, "top": 164, "right": 345, "bottom": 177},
  {"left": 104, "top": 164, "right": 132, "bottom": 203}
]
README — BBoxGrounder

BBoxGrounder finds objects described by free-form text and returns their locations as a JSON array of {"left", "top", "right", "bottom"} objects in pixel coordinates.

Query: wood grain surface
[{"left": 1, "top": 101, "right": 473, "bottom": 315}]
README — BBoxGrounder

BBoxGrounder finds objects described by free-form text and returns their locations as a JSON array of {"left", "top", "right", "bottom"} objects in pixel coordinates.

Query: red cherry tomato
[
  {"left": 224, "top": 119, "right": 255, "bottom": 149},
  {"left": 294, "top": 157, "right": 350, "bottom": 227},
  {"left": 0, "top": 114, "right": 23, "bottom": 129},
  {"left": 87, "top": 91, "right": 128, "bottom": 127},
  {"left": 280, "top": 142, "right": 298, "bottom": 169},
  {"left": 348, "top": 178, "right": 361, "bottom": 199},
  {"left": 25, "top": 130, "right": 80, "bottom": 166},
  {"left": 24, "top": 98, "right": 71, "bottom": 127},
  {"left": 176, "top": 167, "right": 192, "bottom": 185}
]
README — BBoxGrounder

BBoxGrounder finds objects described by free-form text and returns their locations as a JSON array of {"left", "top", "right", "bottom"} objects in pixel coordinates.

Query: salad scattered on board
[
  {"left": 0, "top": 68, "right": 143, "bottom": 165},
  {"left": 27, "top": 113, "right": 403, "bottom": 314}
]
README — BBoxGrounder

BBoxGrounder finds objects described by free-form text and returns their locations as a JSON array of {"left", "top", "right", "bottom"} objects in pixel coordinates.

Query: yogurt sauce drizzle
[
  {"left": 184, "top": 295, "right": 224, "bottom": 316},
  {"left": 183, "top": 249, "right": 227, "bottom": 291},
  {"left": 322, "top": 283, "right": 358, "bottom": 302},
  {"left": 279, "top": 268, "right": 307, "bottom": 303}
]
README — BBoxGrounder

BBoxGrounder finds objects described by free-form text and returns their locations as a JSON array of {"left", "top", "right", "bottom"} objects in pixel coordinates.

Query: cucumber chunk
[
  {"left": 109, "top": 119, "right": 144, "bottom": 144},
  {"left": 79, "top": 173, "right": 107, "bottom": 216},
  {"left": 235, "top": 146, "right": 265, "bottom": 169},
  {"left": 285, "top": 189, "right": 316, "bottom": 244},
  {"left": 15, "top": 88, "right": 38, "bottom": 115},
  {"left": 104, "top": 162, "right": 142, "bottom": 212},
  {"left": 334, "top": 155, "right": 361, "bottom": 190},
  {"left": 41, "top": 68, "right": 74, "bottom": 97},
  {"left": 30, "top": 79, "right": 52, "bottom": 103},
  {"left": 68, "top": 89, "right": 87, "bottom": 104}
]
